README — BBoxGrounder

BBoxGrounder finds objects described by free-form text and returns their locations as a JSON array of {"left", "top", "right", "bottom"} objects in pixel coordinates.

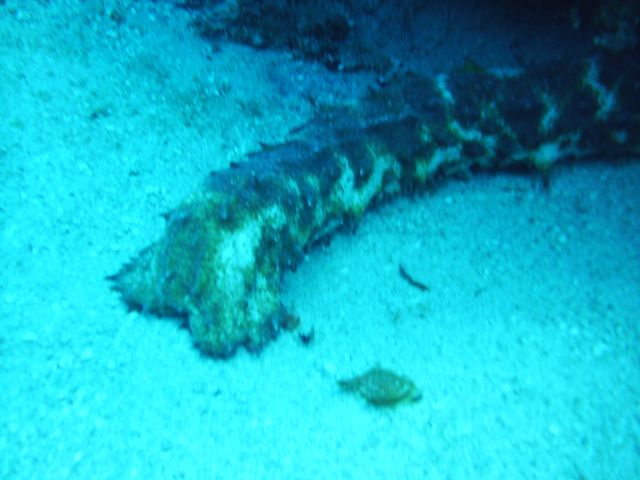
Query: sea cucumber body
[{"left": 111, "top": 54, "right": 640, "bottom": 357}]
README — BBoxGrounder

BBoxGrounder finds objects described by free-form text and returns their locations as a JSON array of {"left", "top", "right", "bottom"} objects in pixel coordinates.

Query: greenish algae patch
[{"left": 338, "top": 367, "right": 422, "bottom": 407}]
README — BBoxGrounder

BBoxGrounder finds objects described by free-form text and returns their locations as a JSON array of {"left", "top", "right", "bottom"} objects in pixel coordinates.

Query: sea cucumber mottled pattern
[{"left": 111, "top": 53, "right": 640, "bottom": 357}]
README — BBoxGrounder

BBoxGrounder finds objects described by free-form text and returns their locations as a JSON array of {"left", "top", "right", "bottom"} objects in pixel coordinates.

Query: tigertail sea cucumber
[{"left": 109, "top": 53, "right": 640, "bottom": 358}]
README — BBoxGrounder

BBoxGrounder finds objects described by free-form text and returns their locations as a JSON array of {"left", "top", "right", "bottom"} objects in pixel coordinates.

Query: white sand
[{"left": 1, "top": 1, "right": 638, "bottom": 479}]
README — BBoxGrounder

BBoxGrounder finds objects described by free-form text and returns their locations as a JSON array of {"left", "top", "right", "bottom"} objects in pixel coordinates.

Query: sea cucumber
[{"left": 109, "top": 53, "right": 640, "bottom": 357}]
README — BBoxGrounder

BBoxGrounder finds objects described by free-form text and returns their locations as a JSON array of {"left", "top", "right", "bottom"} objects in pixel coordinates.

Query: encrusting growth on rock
[{"left": 109, "top": 53, "right": 640, "bottom": 358}]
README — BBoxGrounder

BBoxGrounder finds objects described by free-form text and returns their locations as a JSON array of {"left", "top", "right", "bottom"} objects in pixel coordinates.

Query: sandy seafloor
[{"left": 1, "top": 1, "right": 639, "bottom": 479}]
